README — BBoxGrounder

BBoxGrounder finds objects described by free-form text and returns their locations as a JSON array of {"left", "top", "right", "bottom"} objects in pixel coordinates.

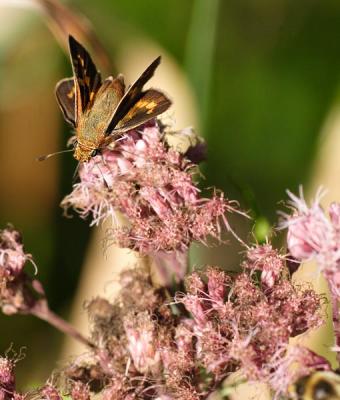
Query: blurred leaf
[{"left": 185, "top": 0, "right": 220, "bottom": 133}]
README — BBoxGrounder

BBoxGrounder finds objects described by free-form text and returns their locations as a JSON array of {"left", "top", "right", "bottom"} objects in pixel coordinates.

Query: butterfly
[{"left": 55, "top": 35, "right": 171, "bottom": 162}]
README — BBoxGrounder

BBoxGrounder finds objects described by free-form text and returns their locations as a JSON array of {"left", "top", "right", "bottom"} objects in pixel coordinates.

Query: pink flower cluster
[
  {"left": 283, "top": 189, "right": 340, "bottom": 295},
  {"left": 0, "top": 224, "right": 328, "bottom": 399},
  {"left": 57, "top": 245, "right": 322, "bottom": 399},
  {"left": 0, "top": 357, "right": 15, "bottom": 400},
  {"left": 61, "top": 124, "right": 241, "bottom": 253},
  {"left": 178, "top": 245, "right": 323, "bottom": 395},
  {"left": 0, "top": 352, "right": 93, "bottom": 400},
  {"left": 282, "top": 189, "right": 340, "bottom": 362}
]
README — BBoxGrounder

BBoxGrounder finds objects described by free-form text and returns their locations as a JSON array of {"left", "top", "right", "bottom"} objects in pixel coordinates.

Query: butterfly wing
[
  {"left": 55, "top": 77, "right": 76, "bottom": 126},
  {"left": 68, "top": 35, "right": 102, "bottom": 122},
  {"left": 114, "top": 89, "right": 171, "bottom": 132},
  {"left": 105, "top": 56, "right": 171, "bottom": 134}
]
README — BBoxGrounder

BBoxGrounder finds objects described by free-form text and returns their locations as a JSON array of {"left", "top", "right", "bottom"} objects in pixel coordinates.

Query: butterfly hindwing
[
  {"left": 105, "top": 56, "right": 164, "bottom": 134},
  {"left": 68, "top": 35, "right": 102, "bottom": 121},
  {"left": 115, "top": 89, "right": 171, "bottom": 132},
  {"left": 55, "top": 77, "right": 76, "bottom": 126}
]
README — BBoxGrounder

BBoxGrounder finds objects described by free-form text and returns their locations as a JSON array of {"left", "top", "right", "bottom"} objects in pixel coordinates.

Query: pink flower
[
  {"left": 282, "top": 189, "right": 340, "bottom": 297},
  {"left": 282, "top": 188, "right": 336, "bottom": 262},
  {"left": 0, "top": 226, "right": 45, "bottom": 316},
  {"left": 0, "top": 227, "right": 38, "bottom": 315},
  {"left": 0, "top": 356, "right": 26, "bottom": 400},
  {"left": 62, "top": 124, "right": 243, "bottom": 253},
  {"left": 177, "top": 261, "right": 322, "bottom": 392},
  {"left": 244, "top": 244, "right": 285, "bottom": 289},
  {"left": 40, "top": 385, "right": 62, "bottom": 400},
  {"left": 282, "top": 188, "right": 340, "bottom": 363},
  {"left": 101, "top": 381, "right": 135, "bottom": 400},
  {"left": 267, "top": 346, "right": 330, "bottom": 397},
  {"left": 0, "top": 227, "right": 30, "bottom": 277},
  {"left": 205, "top": 266, "right": 228, "bottom": 304},
  {"left": 0, "top": 357, "right": 15, "bottom": 395},
  {"left": 123, "top": 311, "right": 161, "bottom": 374},
  {"left": 70, "top": 381, "right": 90, "bottom": 400}
]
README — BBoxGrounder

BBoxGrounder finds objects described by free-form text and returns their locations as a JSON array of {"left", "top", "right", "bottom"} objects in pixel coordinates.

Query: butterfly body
[
  {"left": 55, "top": 36, "right": 171, "bottom": 162},
  {"left": 75, "top": 77, "right": 124, "bottom": 161}
]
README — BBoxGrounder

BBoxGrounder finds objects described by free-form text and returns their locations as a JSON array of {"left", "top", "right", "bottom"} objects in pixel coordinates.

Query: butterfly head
[{"left": 74, "top": 141, "right": 99, "bottom": 162}]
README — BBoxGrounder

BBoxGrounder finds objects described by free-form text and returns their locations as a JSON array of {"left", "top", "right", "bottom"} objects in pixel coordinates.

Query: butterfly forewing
[
  {"left": 55, "top": 78, "right": 76, "bottom": 126},
  {"left": 68, "top": 35, "right": 102, "bottom": 120},
  {"left": 115, "top": 89, "right": 171, "bottom": 132},
  {"left": 105, "top": 56, "right": 163, "bottom": 134}
]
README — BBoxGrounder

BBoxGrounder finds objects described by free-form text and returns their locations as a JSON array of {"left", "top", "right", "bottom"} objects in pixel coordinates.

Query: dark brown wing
[
  {"left": 115, "top": 89, "right": 171, "bottom": 132},
  {"left": 68, "top": 35, "right": 102, "bottom": 121},
  {"left": 55, "top": 77, "right": 76, "bottom": 126},
  {"left": 105, "top": 56, "right": 169, "bottom": 134}
]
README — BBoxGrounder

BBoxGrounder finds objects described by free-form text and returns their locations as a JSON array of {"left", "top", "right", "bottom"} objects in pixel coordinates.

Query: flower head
[
  {"left": 123, "top": 311, "right": 161, "bottom": 375},
  {"left": 0, "top": 227, "right": 30, "bottom": 277},
  {"left": 0, "top": 355, "right": 27, "bottom": 400},
  {"left": 282, "top": 189, "right": 340, "bottom": 296},
  {"left": 40, "top": 385, "right": 62, "bottom": 400},
  {"left": 268, "top": 346, "right": 331, "bottom": 397},
  {"left": 70, "top": 381, "right": 90, "bottom": 400},
  {"left": 244, "top": 244, "right": 286, "bottom": 289},
  {"left": 178, "top": 257, "right": 322, "bottom": 392},
  {"left": 62, "top": 124, "right": 242, "bottom": 253},
  {"left": 0, "top": 226, "right": 42, "bottom": 316},
  {"left": 0, "top": 357, "right": 15, "bottom": 396},
  {"left": 281, "top": 189, "right": 334, "bottom": 261}
]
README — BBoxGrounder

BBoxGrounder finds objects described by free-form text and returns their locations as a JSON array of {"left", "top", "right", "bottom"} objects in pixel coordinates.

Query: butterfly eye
[{"left": 91, "top": 149, "right": 99, "bottom": 157}]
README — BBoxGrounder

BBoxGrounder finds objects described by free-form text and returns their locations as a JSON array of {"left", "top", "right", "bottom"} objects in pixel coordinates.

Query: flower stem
[{"left": 31, "top": 304, "right": 94, "bottom": 349}]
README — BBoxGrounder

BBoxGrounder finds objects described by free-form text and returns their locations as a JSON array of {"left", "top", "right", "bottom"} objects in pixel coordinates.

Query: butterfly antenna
[
  {"left": 72, "top": 162, "right": 81, "bottom": 182},
  {"left": 100, "top": 153, "right": 115, "bottom": 180},
  {"left": 96, "top": 159, "right": 112, "bottom": 191},
  {"left": 36, "top": 148, "right": 74, "bottom": 161}
]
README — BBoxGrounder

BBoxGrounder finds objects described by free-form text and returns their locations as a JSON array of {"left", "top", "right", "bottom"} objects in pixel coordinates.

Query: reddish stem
[{"left": 31, "top": 302, "right": 94, "bottom": 349}]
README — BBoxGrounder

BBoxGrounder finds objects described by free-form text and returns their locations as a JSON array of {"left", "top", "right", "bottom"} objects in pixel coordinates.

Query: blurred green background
[{"left": 1, "top": 0, "right": 340, "bottom": 388}]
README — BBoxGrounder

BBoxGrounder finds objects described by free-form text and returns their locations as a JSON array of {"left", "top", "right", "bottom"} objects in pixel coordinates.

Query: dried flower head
[
  {"left": 0, "top": 354, "right": 28, "bottom": 400},
  {"left": 0, "top": 226, "right": 43, "bottom": 316},
  {"left": 0, "top": 357, "right": 15, "bottom": 398}
]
